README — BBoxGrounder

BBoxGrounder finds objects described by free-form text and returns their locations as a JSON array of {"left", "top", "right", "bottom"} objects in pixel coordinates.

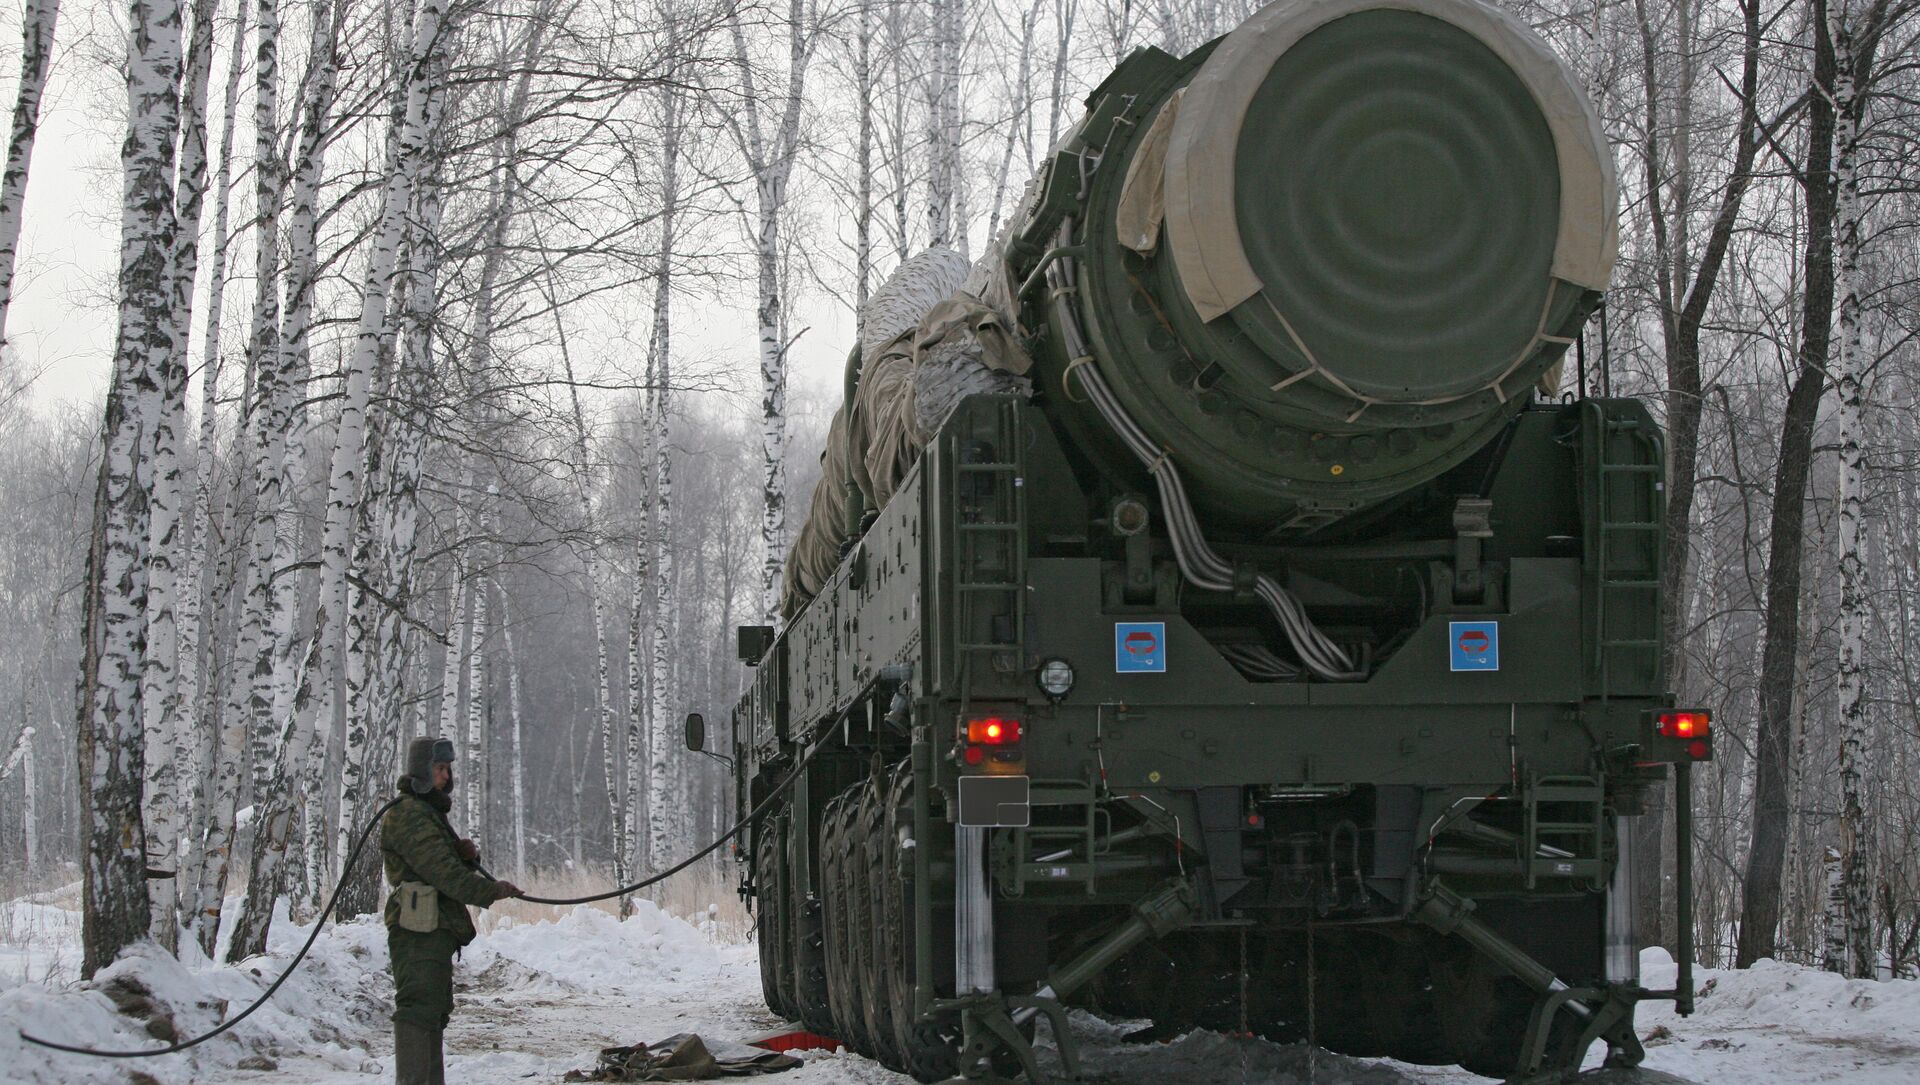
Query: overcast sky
[{"left": 5, "top": 26, "right": 854, "bottom": 429}]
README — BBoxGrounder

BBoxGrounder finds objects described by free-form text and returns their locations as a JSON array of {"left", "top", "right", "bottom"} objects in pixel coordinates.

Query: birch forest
[{"left": 0, "top": 0, "right": 1916, "bottom": 992}]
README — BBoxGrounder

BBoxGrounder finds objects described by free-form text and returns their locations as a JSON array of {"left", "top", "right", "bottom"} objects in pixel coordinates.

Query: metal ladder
[
  {"left": 1523, "top": 773, "right": 1609, "bottom": 889},
  {"left": 1582, "top": 402, "right": 1665, "bottom": 697},
  {"left": 1008, "top": 782, "right": 1101, "bottom": 896},
  {"left": 951, "top": 399, "right": 1028, "bottom": 674}
]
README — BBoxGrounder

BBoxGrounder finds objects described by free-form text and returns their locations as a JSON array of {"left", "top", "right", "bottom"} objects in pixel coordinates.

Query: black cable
[
  {"left": 23, "top": 737, "right": 824, "bottom": 1056},
  {"left": 510, "top": 739, "right": 823, "bottom": 905},
  {"left": 20, "top": 795, "right": 407, "bottom": 1059}
]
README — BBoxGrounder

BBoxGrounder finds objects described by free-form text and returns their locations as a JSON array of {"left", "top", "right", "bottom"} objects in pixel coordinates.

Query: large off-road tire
[
  {"left": 857, "top": 777, "right": 902, "bottom": 1069},
  {"left": 756, "top": 813, "right": 793, "bottom": 1020},
  {"left": 839, "top": 791, "right": 881, "bottom": 1055},
  {"left": 881, "top": 769, "right": 961, "bottom": 1083},
  {"left": 819, "top": 794, "right": 862, "bottom": 1052},
  {"left": 786, "top": 807, "right": 835, "bottom": 1034}
]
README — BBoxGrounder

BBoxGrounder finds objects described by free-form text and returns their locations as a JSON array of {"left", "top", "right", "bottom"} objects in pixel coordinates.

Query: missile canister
[{"left": 1005, "top": 0, "right": 1618, "bottom": 531}]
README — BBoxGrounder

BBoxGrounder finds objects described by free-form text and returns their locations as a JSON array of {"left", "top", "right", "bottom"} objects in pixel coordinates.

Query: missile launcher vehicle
[{"left": 696, "top": 2, "right": 1714, "bottom": 1081}]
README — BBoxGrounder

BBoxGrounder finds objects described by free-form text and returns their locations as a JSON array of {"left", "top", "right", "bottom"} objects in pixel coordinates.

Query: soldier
[{"left": 381, "top": 736, "right": 521, "bottom": 1085}]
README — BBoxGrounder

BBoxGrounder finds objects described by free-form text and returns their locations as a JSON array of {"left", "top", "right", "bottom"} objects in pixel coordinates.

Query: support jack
[{"left": 935, "top": 878, "right": 1193, "bottom": 1085}]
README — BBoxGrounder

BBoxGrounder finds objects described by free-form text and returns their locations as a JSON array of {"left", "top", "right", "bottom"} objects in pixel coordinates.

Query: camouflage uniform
[{"left": 380, "top": 777, "right": 506, "bottom": 1085}]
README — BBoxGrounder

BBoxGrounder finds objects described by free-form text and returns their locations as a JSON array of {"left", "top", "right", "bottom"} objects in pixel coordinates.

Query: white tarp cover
[
  {"left": 1162, "top": 0, "right": 1619, "bottom": 321},
  {"left": 781, "top": 250, "right": 1032, "bottom": 617}
]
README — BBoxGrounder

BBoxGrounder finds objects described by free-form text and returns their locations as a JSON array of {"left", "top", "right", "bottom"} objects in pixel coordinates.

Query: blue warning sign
[
  {"left": 1115, "top": 622, "right": 1167, "bottom": 673},
  {"left": 1450, "top": 620, "right": 1500, "bottom": 672}
]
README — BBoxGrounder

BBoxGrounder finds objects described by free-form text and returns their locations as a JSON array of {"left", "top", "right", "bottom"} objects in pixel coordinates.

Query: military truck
[{"left": 695, "top": 2, "right": 1713, "bottom": 1081}]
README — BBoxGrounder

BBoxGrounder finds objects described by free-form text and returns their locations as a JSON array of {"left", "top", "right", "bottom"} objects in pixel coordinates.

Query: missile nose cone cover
[{"left": 1163, "top": 0, "right": 1617, "bottom": 408}]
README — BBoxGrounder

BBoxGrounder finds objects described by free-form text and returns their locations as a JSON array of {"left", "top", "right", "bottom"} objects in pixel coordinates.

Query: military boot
[{"left": 394, "top": 1022, "right": 434, "bottom": 1085}]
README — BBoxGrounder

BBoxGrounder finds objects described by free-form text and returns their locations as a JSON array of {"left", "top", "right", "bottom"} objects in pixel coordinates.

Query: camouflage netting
[{"left": 781, "top": 248, "right": 1033, "bottom": 618}]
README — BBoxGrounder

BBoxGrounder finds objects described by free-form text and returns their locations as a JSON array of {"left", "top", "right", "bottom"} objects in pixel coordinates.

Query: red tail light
[
  {"left": 966, "top": 717, "right": 1022, "bottom": 745},
  {"left": 1658, "top": 711, "right": 1710, "bottom": 739}
]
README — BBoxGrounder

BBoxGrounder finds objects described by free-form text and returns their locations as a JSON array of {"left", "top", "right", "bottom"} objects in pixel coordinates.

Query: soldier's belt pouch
[{"left": 396, "top": 880, "right": 439, "bottom": 932}]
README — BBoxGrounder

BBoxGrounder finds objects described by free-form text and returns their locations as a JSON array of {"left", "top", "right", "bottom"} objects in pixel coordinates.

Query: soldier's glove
[
  {"left": 456, "top": 838, "right": 479, "bottom": 861},
  {"left": 495, "top": 881, "right": 524, "bottom": 900}
]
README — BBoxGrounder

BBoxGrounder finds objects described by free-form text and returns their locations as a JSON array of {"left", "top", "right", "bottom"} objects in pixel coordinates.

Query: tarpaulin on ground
[{"left": 564, "top": 1033, "right": 802, "bottom": 1081}]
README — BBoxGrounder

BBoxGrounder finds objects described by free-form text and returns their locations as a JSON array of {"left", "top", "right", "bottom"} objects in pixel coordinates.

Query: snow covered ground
[{"left": 3, "top": 892, "right": 1917, "bottom": 1084}]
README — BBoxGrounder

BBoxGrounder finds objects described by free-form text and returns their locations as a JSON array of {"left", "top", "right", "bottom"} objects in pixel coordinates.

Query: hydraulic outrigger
[{"left": 928, "top": 762, "right": 1703, "bottom": 1085}]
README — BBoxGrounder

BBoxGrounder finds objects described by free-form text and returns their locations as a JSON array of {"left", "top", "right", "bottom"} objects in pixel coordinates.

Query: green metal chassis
[{"left": 728, "top": 394, "right": 1700, "bottom": 1082}]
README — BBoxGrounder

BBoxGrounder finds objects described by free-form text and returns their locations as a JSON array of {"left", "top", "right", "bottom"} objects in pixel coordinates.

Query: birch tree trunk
[
  {"left": 562, "top": 341, "right": 623, "bottom": 890},
  {"left": 175, "top": 0, "right": 245, "bottom": 953},
  {"left": 466, "top": 488, "right": 493, "bottom": 838},
  {"left": 884, "top": 0, "right": 913, "bottom": 263},
  {"left": 645, "top": 87, "right": 680, "bottom": 872},
  {"left": 20, "top": 726, "right": 33, "bottom": 874},
  {"left": 732, "top": 0, "right": 811, "bottom": 623},
  {"left": 624, "top": 471, "right": 648, "bottom": 904},
  {"left": 439, "top": 535, "right": 468, "bottom": 742},
  {"left": 79, "top": 0, "right": 183, "bottom": 978},
  {"left": 596, "top": 577, "right": 622, "bottom": 882},
  {"left": 139, "top": 344, "right": 185, "bottom": 955},
  {"left": 0, "top": 0, "right": 59, "bottom": 354},
  {"left": 2, "top": 726, "right": 36, "bottom": 878},
  {"left": 329, "top": 0, "right": 445, "bottom": 886},
  {"left": 924, "top": 0, "right": 957, "bottom": 249},
  {"left": 372, "top": 0, "right": 452, "bottom": 780},
  {"left": 138, "top": 0, "right": 226, "bottom": 951},
  {"left": 945, "top": 0, "right": 967, "bottom": 260},
  {"left": 499, "top": 590, "right": 527, "bottom": 876},
  {"left": 224, "top": 0, "right": 307, "bottom": 963},
  {"left": 139, "top": 260, "right": 188, "bottom": 945},
  {"left": 1823, "top": 844, "right": 1846, "bottom": 970},
  {"left": 236, "top": 0, "right": 339, "bottom": 942},
  {"left": 280, "top": 8, "right": 344, "bottom": 911},
  {"left": 1829, "top": 0, "right": 1873, "bottom": 979},
  {"left": 289, "top": 0, "right": 362, "bottom": 901}
]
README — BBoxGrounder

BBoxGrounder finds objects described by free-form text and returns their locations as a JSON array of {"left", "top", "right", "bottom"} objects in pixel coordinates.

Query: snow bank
[
  {"left": 0, "top": 898, "right": 729, "bottom": 1084},
  {"left": 10, "top": 902, "right": 1920, "bottom": 1085},
  {"left": 0, "top": 909, "right": 387, "bottom": 1084},
  {"left": 465, "top": 900, "right": 722, "bottom": 993},
  {"left": 1632, "top": 947, "right": 1920, "bottom": 1084}
]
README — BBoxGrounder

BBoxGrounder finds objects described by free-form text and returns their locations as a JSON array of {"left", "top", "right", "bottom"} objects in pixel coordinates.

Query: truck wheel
[
  {"left": 858, "top": 778, "right": 902, "bottom": 1068},
  {"left": 820, "top": 793, "right": 866, "bottom": 1053},
  {"left": 881, "top": 770, "right": 959, "bottom": 1082},
  {"left": 842, "top": 790, "right": 880, "bottom": 1055},
  {"left": 786, "top": 807, "right": 835, "bottom": 1034},
  {"left": 756, "top": 813, "right": 792, "bottom": 1020}
]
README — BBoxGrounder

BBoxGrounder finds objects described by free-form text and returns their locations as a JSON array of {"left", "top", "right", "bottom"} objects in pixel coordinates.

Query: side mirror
[
  {"left": 737, "top": 625, "right": 774, "bottom": 665},
  {"left": 684, "top": 712, "right": 706, "bottom": 753}
]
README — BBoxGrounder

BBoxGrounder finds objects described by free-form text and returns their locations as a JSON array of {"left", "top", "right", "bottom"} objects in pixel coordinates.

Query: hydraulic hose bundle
[{"left": 1047, "top": 221, "right": 1363, "bottom": 682}]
